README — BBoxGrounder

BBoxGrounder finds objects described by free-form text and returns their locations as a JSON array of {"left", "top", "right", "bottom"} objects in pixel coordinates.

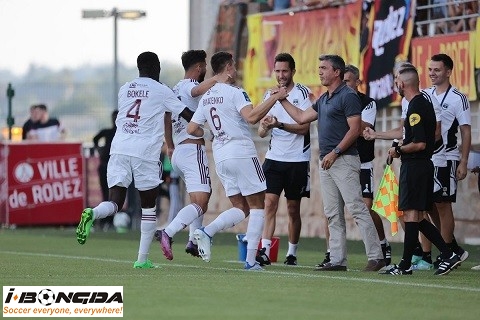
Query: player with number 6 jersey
[{"left": 187, "top": 51, "right": 288, "bottom": 270}]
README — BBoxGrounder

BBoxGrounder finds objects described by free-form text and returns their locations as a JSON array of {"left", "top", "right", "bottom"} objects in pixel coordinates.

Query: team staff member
[
  {"left": 382, "top": 65, "right": 460, "bottom": 276},
  {"left": 280, "top": 54, "right": 385, "bottom": 272},
  {"left": 256, "top": 53, "right": 314, "bottom": 266}
]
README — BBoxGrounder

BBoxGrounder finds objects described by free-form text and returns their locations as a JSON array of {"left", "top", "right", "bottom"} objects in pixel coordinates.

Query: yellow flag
[{"left": 372, "top": 165, "right": 403, "bottom": 236}]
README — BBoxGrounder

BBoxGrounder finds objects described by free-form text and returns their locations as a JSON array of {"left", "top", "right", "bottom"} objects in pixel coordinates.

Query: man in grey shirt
[{"left": 280, "top": 54, "right": 384, "bottom": 271}]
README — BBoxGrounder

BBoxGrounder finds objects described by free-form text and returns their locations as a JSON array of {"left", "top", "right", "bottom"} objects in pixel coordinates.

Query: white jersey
[
  {"left": 111, "top": 77, "right": 187, "bottom": 161},
  {"left": 171, "top": 79, "right": 203, "bottom": 145},
  {"left": 425, "top": 85, "right": 471, "bottom": 161},
  {"left": 263, "top": 83, "right": 312, "bottom": 162},
  {"left": 192, "top": 83, "right": 257, "bottom": 163},
  {"left": 401, "top": 90, "right": 446, "bottom": 166}
]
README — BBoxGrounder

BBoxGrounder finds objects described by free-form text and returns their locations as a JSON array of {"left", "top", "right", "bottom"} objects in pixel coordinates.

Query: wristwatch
[
  {"left": 278, "top": 122, "right": 285, "bottom": 130},
  {"left": 333, "top": 147, "right": 342, "bottom": 155}
]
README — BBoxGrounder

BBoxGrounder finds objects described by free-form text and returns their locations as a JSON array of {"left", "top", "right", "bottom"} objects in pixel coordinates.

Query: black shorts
[
  {"left": 399, "top": 158, "right": 434, "bottom": 211},
  {"left": 262, "top": 159, "right": 310, "bottom": 200},
  {"left": 360, "top": 168, "right": 374, "bottom": 199},
  {"left": 433, "top": 160, "right": 457, "bottom": 203}
]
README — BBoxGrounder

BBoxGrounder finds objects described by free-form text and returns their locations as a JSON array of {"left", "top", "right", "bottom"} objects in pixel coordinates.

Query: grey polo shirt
[{"left": 312, "top": 83, "right": 362, "bottom": 158}]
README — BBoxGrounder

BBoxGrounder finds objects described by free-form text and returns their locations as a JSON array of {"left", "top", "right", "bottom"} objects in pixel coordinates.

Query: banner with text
[
  {"left": 244, "top": 1, "right": 362, "bottom": 105},
  {"left": 361, "top": 0, "right": 415, "bottom": 108},
  {"left": 1, "top": 142, "right": 84, "bottom": 226},
  {"left": 412, "top": 31, "right": 477, "bottom": 101}
]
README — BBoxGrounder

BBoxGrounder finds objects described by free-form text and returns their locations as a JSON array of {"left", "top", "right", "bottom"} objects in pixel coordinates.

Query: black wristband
[
  {"left": 395, "top": 145, "right": 403, "bottom": 155},
  {"left": 278, "top": 122, "right": 285, "bottom": 130}
]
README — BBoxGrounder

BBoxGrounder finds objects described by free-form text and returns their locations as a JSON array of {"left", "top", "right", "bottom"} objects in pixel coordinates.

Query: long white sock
[
  {"left": 204, "top": 207, "right": 245, "bottom": 237},
  {"left": 92, "top": 201, "right": 117, "bottom": 220},
  {"left": 189, "top": 215, "right": 204, "bottom": 242},
  {"left": 287, "top": 242, "right": 298, "bottom": 257},
  {"left": 261, "top": 239, "right": 272, "bottom": 257},
  {"left": 245, "top": 209, "right": 264, "bottom": 266},
  {"left": 137, "top": 207, "right": 156, "bottom": 263},
  {"left": 165, "top": 204, "right": 203, "bottom": 238}
]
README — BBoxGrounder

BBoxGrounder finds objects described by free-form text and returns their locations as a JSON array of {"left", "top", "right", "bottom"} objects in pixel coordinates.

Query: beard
[{"left": 198, "top": 72, "right": 206, "bottom": 83}]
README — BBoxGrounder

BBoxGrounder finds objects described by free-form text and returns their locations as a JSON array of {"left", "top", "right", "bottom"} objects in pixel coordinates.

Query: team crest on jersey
[
  {"left": 409, "top": 113, "right": 421, "bottom": 126},
  {"left": 293, "top": 99, "right": 298, "bottom": 105},
  {"left": 242, "top": 92, "right": 251, "bottom": 102},
  {"left": 442, "top": 103, "right": 449, "bottom": 110}
]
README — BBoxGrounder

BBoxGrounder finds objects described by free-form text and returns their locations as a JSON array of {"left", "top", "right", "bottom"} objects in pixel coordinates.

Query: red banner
[
  {"left": 0, "top": 142, "right": 85, "bottom": 226},
  {"left": 361, "top": 0, "right": 415, "bottom": 108},
  {"left": 412, "top": 32, "right": 477, "bottom": 100}
]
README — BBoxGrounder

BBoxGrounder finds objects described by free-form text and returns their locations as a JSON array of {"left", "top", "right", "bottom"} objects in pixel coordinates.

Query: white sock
[
  {"left": 287, "top": 242, "right": 298, "bottom": 257},
  {"left": 380, "top": 238, "right": 387, "bottom": 245},
  {"left": 245, "top": 209, "right": 264, "bottom": 266},
  {"left": 165, "top": 203, "right": 203, "bottom": 238},
  {"left": 189, "top": 215, "right": 204, "bottom": 243},
  {"left": 262, "top": 239, "right": 272, "bottom": 257},
  {"left": 204, "top": 207, "right": 245, "bottom": 237},
  {"left": 136, "top": 207, "right": 156, "bottom": 263},
  {"left": 92, "top": 201, "right": 117, "bottom": 220}
]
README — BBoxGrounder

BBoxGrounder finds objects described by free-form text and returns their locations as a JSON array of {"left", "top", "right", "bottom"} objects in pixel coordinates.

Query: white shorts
[
  {"left": 215, "top": 157, "right": 266, "bottom": 197},
  {"left": 107, "top": 154, "right": 162, "bottom": 191},
  {"left": 171, "top": 144, "right": 211, "bottom": 193}
]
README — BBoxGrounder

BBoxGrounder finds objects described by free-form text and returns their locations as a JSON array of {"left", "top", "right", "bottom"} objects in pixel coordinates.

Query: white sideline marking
[{"left": 1, "top": 250, "right": 479, "bottom": 293}]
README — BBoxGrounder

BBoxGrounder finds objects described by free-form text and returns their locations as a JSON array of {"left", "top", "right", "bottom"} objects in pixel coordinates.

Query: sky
[{"left": 0, "top": 0, "right": 189, "bottom": 76}]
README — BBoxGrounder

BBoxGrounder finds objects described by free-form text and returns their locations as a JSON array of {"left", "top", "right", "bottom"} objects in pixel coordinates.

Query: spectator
[
  {"left": 22, "top": 105, "right": 41, "bottom": 140},
  {"left": 92, "top": 110, "right": 118, "bottom": 230},
  {"left": 25, "top": 104, "right": 65, "bottom": 141},
  {"left": 448, "top": 0, "right": 467, "bottom": 32}
]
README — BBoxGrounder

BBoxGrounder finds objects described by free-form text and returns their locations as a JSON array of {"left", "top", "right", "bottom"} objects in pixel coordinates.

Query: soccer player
[
  {"left": 424, "top": 53, "right": 471, "bottom": 266},
  {"left": 155, "top": 49, "right": 229, "bottom": 260},
  {"left": 187, "top": 51, "right": 288, "bottom": 270},
  {"left": 256, "top": 52, "right": 314, "bottom": 266},
  {"left": 76, "top": 51, "right": 194, "bottom": 269}
]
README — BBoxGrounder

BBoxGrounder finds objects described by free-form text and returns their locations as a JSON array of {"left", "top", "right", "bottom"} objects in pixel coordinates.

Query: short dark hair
[
  {"left": 344, "top": 64, "right": 360, "bottom": 79},
  {"left": 35, "top": 104, "right": 47, "bottom": 111},
  {"left": 431, "top": 54, "right": 454, "bottom": 70},
  {"left": 210, "top": 51, "right": 233, "bottom": 74},
  {"left": 181, "top": 50, "right": 207, "bottom": 71},
  {"left": 319, "top": 54, "right": 346, "bottom": 78},
  {"left": 274, "top": 53, "right": 295, "bottom": 70},
  {"left": 137, "top": 51, "right": 160, "bottom": 73}
]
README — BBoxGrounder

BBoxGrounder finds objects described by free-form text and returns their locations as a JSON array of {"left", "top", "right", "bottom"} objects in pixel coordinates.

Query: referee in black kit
[{"left": 381, "top": 64, "right": 460, "bottom": 276}]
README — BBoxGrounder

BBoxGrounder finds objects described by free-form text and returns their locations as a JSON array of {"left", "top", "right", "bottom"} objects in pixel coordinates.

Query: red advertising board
[{"left": 0, "top": 142, "right": 85, "bottom": 226}]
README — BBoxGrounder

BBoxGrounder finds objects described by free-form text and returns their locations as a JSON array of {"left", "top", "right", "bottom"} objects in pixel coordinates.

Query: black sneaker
[
  {"left": 434, "top": 254, "right": 461, "bottom": 275},
  {"left": 314, "top": 252, "right": 330, "bottom": 268},
  {"left": 314, "top": 262, "right": 347, "bottom": 271},
  {"left": 284, "top": 255, "right": 297, "bottom": 266},
  {"left": 381, "top": 244, "right": 392, "bottom": 266},
  {"left": 379, "top": 264, "right": 412, "bottom": 275},
  {"left": 256, "top": 247, "right": 271, "bottom": 266}
]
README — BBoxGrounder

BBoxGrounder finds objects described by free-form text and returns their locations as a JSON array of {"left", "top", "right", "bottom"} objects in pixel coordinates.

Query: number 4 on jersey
[{"left": 127, "top": 99, "right": 141, "bottom": 122}]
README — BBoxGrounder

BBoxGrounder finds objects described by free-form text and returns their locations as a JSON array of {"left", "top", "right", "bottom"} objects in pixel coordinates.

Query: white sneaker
[
  {"left": 244, "top": 262, "right": 264, "bottom": 271},
  {"left": 193, "top": 228, "right": 212, "bottom": 262}
]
